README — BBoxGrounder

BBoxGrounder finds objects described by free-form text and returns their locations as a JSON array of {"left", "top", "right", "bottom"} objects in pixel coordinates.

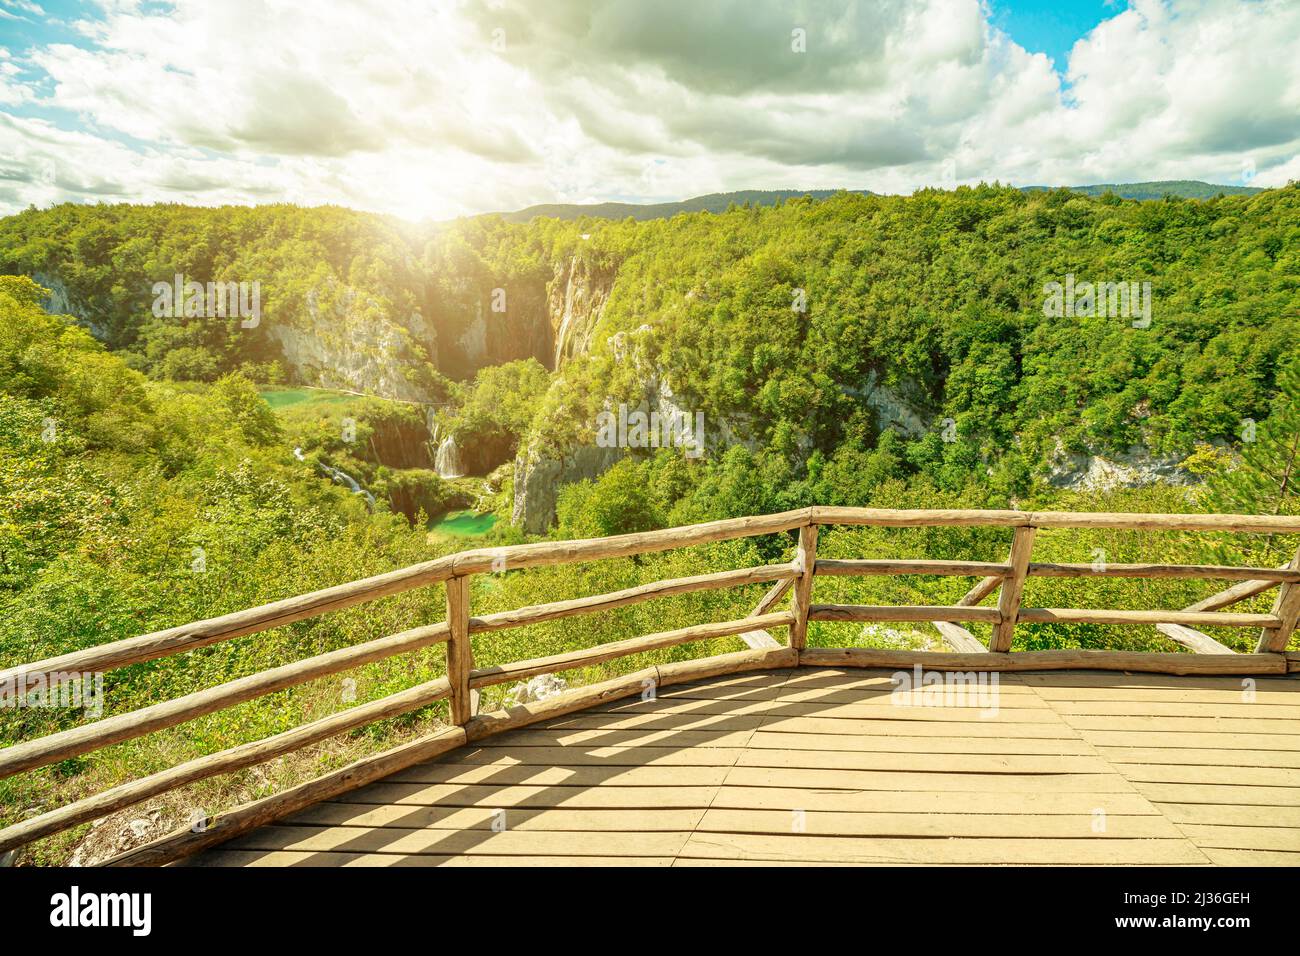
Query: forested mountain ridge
[{"left": 2, "top": 183, "right": 1297, "bottom": 536}]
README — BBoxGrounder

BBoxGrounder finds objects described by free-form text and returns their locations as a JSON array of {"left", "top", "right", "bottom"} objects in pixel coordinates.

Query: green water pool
[
  {"left": 429, "top": 510, "right": 498, "bottom": 537},
  {"left": 259, "top": 387, "right": 353, "bottom": 411}
]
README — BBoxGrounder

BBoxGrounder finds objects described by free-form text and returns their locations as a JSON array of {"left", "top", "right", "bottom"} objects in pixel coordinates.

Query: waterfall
[
  {"left": 436, "top": 434, "right": 464, "bottom": 479},
  {"left": 317, "top": 462, "right": 376, "bottom": 509}
]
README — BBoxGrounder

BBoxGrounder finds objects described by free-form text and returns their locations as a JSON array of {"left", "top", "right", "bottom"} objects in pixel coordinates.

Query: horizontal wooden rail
[
  {"left": 468, "top": 612, "right": 795, "bottom": 689},
  {"left": 0, "top": 622, "right": 450, "bottom": 778},
  {"left": 815, "top": 559, "right": 1010, "bottom": 577},
  {"left": 1028, "top": 563, "right": 1300, "bottom": 581},
  {"left": 0, "top": 677, "right": 451, "bottom": 855},
  {"left": 809, "top": 605, "right": 1002, "bottom": 624},
  {"left": 1016, "top": 608, "right": 1279, "bottom": 627},
  {"left": 466, "top": 563, "right": 796, "bottom": 634}
]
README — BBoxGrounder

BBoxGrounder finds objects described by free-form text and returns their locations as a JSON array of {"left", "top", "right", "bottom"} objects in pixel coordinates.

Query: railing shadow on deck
[{"left": 2, "top": 506, "right": 1299, "bottom": 865}]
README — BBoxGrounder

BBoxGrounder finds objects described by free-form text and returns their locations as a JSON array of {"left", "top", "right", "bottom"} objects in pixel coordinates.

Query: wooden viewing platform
[{"left": 2, "top": 507, "right": 1299, "bottom": 867}]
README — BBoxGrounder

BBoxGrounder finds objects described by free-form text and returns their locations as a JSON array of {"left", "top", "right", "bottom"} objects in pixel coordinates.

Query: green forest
[{"left": 1, "top": 183, "right": 1298, "bottom": 863}]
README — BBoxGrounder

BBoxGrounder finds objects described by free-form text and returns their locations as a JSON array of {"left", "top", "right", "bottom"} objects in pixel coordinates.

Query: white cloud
[{"left": 0, "top": 0, "right": 1296, "bottom": 218}]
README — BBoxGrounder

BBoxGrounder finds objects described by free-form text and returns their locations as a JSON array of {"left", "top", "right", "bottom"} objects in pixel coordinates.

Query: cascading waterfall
[
  {"left": 436, "top": 434, "right": 464, "bottom": 479},
  {"left": 316, "top": 460, "right": 376, "bottom": 509}
]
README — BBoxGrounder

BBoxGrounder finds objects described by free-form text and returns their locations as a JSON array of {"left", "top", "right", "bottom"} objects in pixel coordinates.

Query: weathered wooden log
[
  {"left": 809, "top": 605, "right": 1001, "bottom": 623},
  {"left": 989, "top": 527, "right": 1035, "bottom": 652},
  {"left": 447, "top": 508, "right": 811, "bottom": 577},
  {"left": 751, "top": 576, "right": 795, "bottom": 617},
  {"left": 467, "top": 612, "right": 795, "bottom": 689},
  {"left": 815, "top": 559, "right": 1010, "bottom": 577},
  {"left": 103, "top": 726, "right": 468, "bottom": 867},
  {"left": 1186, "top": 576, "right": 1280, "bottom": 612},
  {"left": 1029, "top": 562, "right": 1300, "bottom": 581},
  {"left": 932, "top": 621, "right": 988, "bottom": 653},
  {"left": 811, "top": 507, "right": 1030, "bottom": 528},
  {"left": 445, "top": 576, "right": 473, "bottom": 726},
  {"left": 1017, "top": 608, "right": 1279, "bottom": 627},
  {"left": 960, "top": 575, "right": 1004, "bottom": 606},
  {"left": 0, "top": 622, "right": 450, "bottom": 779},
  {"left": 798, "top": 647, "right": 1287, "bottom": 675},
  {"left": 789, "top": 524, "right": 819, "bottom": 650},
  {"left": 467, "top": 564, "right": 796, "bottom": 634},
  {"left": 1258, "top": 546, "right": 1300, "bottom": 653},
  {"left": 1156, "top": 623, "right": 1236, "bottom": 655},
  {"left": 0, "top": 677, "right": 450, "bottom": 854},
  {"left": 1027, "top": 512, "right": 1300, "bottom": 533}
]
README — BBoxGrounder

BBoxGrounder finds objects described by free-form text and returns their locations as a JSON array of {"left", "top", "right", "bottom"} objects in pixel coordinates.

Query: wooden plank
[
  {"left": 697, "top": 808, "right": 1181, "bottom": 839},
  {"left": 1154, "top": 803, "right": 1300, "bottom": 827},
  {"left": 721, "top": 766, "right": 1136, "bottom": 793},
  {"left": 799, "top": 647, "right": 1287, "bottom": 675},
  {"left": 1097, "top": 748, "right": 1300, "bottom": 769},
  {"left": 1133, "top": 782, "right": 1300, "bottom": 806},
  {"left": 1081, "top": 730, "right": 1300, "bottom": 751},
  {"left": 479, "top": 728, "right": 757, "bottom": 748},
  {"left": 382, "top": 763, "right": 730, "bottom": 788},
  {"left": 288, "top": 804, "right": 706, "bottom": 832},
  {"left": 446, "top": 575, "right": 473, "bottom": 725},
  {"left": 748, "top": 731, "right": 1093, "bottom": 755},
  {"left": 1199, "top": 848, "right": 1300, "bottom": 866},
  {"left": 990, "top": 526, "right": 1035, "bottom": 652},
  {"left": 1066, "top": 715, "right": 1299, "bottom": 733},
  {"left": 224, "top": 824, "right": 691, "bottom": 858},
  {"left": 339, "top": 782, "right": 718, "bottom": 809},
  {"left": 451, "top": 745, "right": 746, "bottom": 767},
  {"left": 105, "top": 726, "right": 468, "bottom": 866},
  {"left": 1051, "top": 700, "right": 1300, "bottom": 718},
  {"left": 789, "top": 523, "right": 818, "bottom": 651},
  {"left": 709, "top": 786, "right": 1160, "bottom": 815},
  {"left": 188, "top": 850, "right": 674, "bottom": 867},
  {"left": 1107, "top": 764, "right": 1300, "bottom": 787},
  {"left": 676, "top": 832, "right": 1207, "bottom": 865},
  {"left": 1177, "top": 825, "right": 1300, "bottom": 851},
  {"left": 759, "top": 715, "right": 1082, "bottom": 738},
  {"left": 731, "top": 749, "right": 1113, "bottom": 774}
]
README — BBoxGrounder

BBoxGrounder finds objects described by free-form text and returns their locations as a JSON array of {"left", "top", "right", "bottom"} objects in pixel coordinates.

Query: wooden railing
[{"left": 2, "top": 506, "right": 1299, "bottom": 864}]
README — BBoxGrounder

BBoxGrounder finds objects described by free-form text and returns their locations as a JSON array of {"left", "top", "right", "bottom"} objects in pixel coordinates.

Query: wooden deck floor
[{"left": 187, "top": 667, "right": 1300, "bottom": 867}]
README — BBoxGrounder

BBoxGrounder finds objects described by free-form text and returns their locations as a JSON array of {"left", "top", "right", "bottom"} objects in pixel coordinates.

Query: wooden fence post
[
  {"left": 789, "top": 522, "right": 819, "bottom": 653},
  {"left": 1258, "top": 546, "right": 1300, "bottom": 653},
  {"left": 989, "top": 526, "right": 1035, "bottom": 653},
  {"left": 446, "top": 574, "right": 474, "bottom": 724}
]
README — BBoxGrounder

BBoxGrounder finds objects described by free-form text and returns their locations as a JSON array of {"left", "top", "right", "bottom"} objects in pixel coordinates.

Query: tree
[{"left": 1204, "top": 360, "right": 1300, "bottom": 518}]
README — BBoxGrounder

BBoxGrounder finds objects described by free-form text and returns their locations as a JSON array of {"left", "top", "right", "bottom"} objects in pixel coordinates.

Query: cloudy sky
[{"left": 1, "top": 0, "right": 1297, "bottom": 220}]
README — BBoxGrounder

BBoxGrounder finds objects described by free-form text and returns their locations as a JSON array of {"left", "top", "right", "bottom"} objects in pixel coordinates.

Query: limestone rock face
[
  {"left": 511, "top": 440, "right": 624, "bottom": 533},
  {"left": 1045, "top": 441, "right": 1192, "bottom": 490}
]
